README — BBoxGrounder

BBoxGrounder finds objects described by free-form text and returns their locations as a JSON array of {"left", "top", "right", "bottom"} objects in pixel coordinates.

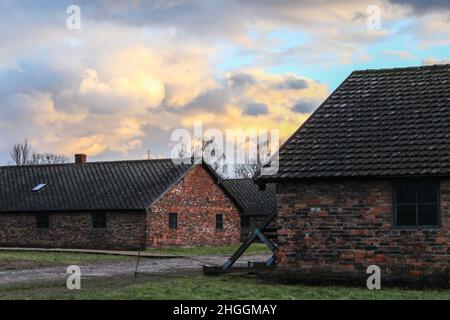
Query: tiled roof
[
  {"left": 0, "top": 159, "right": 192, "bottom": 212},
  {"left": 221, "top": 179, "right": 276, "bottom": 216},
  {"left": 259, "top": 64, "right": 450, "bottom": 180}
]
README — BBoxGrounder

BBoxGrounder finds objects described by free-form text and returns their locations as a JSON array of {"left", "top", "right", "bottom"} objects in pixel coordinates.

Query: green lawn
[
  {"left": 0, "top": 251, "right": 132, "bottom": 270},
  {"left": 1, "top": 248, "right": 447, "bottom": 300},
  {"left": 0, "top": 272, "right": 449, "bottom": 300},
  {"left": 145, "top": 243, "right": 272, "bottom": 256}
]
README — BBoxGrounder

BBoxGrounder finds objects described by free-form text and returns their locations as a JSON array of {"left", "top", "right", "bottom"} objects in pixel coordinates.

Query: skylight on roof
[{"left": 32, "top": 183, "right": 47, "bottom": 192}]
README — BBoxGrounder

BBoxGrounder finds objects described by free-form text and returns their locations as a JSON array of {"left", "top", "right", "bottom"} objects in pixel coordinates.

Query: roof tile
[
  {"left": 221, "top": 179, "right": 276, "bottom": 216},
  {"left": 0, "top": 159, "right": 192, "bottom": 212},
  {"left": 260, "top": 64, "right": 450, "bottom": 179}
]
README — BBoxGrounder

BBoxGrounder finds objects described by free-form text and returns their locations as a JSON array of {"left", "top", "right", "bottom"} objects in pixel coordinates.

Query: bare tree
[
  {"left": 233, "top": 164, "right": 255, "bottom": 179},
  {"left": 10, "top": 139, "right": 32, "bottom": 165},
  {"left": 31, "top": 152, "right": 69, "bottom": 165},
  {"left": 256, "top": 138, "right": 272, "bottom": 173},
  {"left": 178, "top": 136, "right": 229, "bottom": 178},
  {"left": 177, "top": 142, "right": 189, "bottom": 158},
  {"left": 201, "top": 137, "right": 228, "bottom": 178},
  {"left": 232, "top": 138, "right": 272, "bottom": 179},
  {"left": 10, "top": 139, "right": 69, "bottom": 165}
]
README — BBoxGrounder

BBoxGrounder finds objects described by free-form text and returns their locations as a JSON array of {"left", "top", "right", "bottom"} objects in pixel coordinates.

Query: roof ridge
[
  {"left": 352, "top": 63, "right": 450, "bottom": 74},
  {"left": 0, "top": 158, "right": 189, "bottom": 169}
]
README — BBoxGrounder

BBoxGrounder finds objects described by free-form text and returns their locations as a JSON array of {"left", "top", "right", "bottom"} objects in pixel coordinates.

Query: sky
[{"left": 0, "top": 0, "right": 449, "bottom": 165}]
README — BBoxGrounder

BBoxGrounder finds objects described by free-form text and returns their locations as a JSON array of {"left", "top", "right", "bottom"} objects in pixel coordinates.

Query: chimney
[{"left": 75, "top": 154, "right": 87, "bottom": 165}]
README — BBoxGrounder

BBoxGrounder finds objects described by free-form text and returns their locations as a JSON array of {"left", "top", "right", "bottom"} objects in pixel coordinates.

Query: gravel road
[{"left": 0, "top": 254, "right": 270, "bottom": 285}]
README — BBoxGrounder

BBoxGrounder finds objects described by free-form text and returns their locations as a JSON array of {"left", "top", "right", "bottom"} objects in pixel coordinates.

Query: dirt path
[
  {"left": 0, "top": 247, "right": 177, "bottom": 258},
  {"left": 0, "top": 254, "right": 270, "bottom": 285}
]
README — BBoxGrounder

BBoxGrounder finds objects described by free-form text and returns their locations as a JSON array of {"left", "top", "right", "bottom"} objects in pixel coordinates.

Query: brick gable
[{"left": 147, "top": 164, "right": 240, "bottom": 247}]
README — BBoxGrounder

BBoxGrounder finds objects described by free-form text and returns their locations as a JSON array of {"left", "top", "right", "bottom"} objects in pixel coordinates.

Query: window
[
  {"left": 36, "top": 213, "right": 49, "bottom": 229},
  {"left": 169, "top": 213, "right": 178, "bottom": 229},
  {"left": 216, "top": 214, "right": 224, "bottom": 230},
  {"left": 393, "top": 180, "right": 439, "bottom": 228},
  {"left": 241, "top": 216, "right": 250, "bottom": 228},
  {"left": 32, "top": 183, "right": 47, "bottom": 192},
  {"left": 92, "top": 212, "right": 107, "bottom": 229}
]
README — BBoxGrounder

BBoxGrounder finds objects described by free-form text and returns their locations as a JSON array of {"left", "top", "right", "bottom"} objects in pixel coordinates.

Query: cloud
[
  {"left": 228, "top": 73, "right": 256, "bottom": 90},
  {"left": 2, "top": 0, "right": 449, "bottom": 165},
  {"left": 242, "top": 102, "right": 269, "bottom": 116},
  {"left": 0, "top": 28, "right": 219, "bottom": 162},
  {"left": 181, "top": 87, "right": 231, "bottom": 114},
  {"left": 408, "top": 14, "right": 450, "bottom": 46},
  {"left": 292, "top": 99, "right": 320, "bottom": 114},
  {"left": 0, "top": 1, "right": 407, "bottom": 68},
  {"left": 421, "top": 57, "right": 450, "bottom": 65},
  {"left": 383, "top": 50, "right": 415, "bottom": 60},
  {"left": 0, "top": 26, "right": 329, "bottom": 164},
  {"left": 177, "top": 70, "right": 327, "bottom": 118},
  {"left": 389, "top": 0, "right": 450, "bottom": 12},
  {"left": 276, "top": 75, "right": 309, "bottom": 90},
  {"left": 179, "top": 69, "right": 329, "bottom": 145}
]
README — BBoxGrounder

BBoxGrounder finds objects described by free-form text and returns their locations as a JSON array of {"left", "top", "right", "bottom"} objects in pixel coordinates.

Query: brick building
[
  {"left": 258, "top": 64, "right": 450, "bottom": 286},
  {"left": 0, "top": 156, "right": 241, "bottom": 250}
]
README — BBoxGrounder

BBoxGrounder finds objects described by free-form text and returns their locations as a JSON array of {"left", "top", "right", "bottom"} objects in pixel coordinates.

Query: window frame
[
  {"left": 91, "top": 212, "right": 107, "bottom": 229},
  {"left": 215, "top": 214, "right": 224, "bottom": 230},
  {"left": 392, "top": 179, "right": 441, "bottom": 229},
  {"left": 169, "top": 212, "right": 178, "bottom": 230},
  {"left": 35, "top": 213, "right": 49, "bottom": 229}
]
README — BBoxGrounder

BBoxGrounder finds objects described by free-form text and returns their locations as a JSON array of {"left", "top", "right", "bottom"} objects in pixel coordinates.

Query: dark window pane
[
  {"left": 395, "top": 181, "right": 416, "bottom": 204},
  {"left": 394, "top": 180, "right": 440, "bottom": 228},
  {"left": 169, "top": 213, "right": 177, "bottom": 229},
  {"left": 418, "top": 182, "right": 438, "bottom": 204},
  {"left": 418, "top": 204, "right": 438, "bottom": 226},
  {"left": 92, "top": 213, "right": 107, "bottom": 229},
  {"left": 396, "top": 205, "right": 416, "bottom": 226},
  {"left": 216, "top": 214, "right": 224, "bottom": 230},
  {"left": 36, "top": 213, "right": 49, "bottom": 229}
]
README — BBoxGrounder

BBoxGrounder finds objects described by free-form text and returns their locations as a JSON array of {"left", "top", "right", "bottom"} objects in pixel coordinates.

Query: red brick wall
[
  {"left": 147, "top": 165, "right": 241, "bottom": 247},
  {"left": 276, "top": 179, "right": 450, "bottom": 285},
  {"left": 0, "top": 211, "right": 146, "bottom": 250}
]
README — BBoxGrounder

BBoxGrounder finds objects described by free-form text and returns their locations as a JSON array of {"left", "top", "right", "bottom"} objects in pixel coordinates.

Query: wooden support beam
[
  {"left": 221, "top": 211, "right": 277, "bottom": 271},
  {"left": 223, "top": 230, "right": 258, "bottom": 270},
  {"left": 255, "top": 229, "right": 276, "bottom": 253}
]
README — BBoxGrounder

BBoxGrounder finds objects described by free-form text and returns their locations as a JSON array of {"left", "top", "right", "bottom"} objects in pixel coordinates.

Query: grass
[
  {"left": 0, "top": 250, "right": 132, "bottom": 270},
  {"left": 145, "top": 243, "right": 271, "bottom": 256},
  {"left": 0, "top": 272, "right": 449, "bottom": 300},
  {"left": 2, "top": 247, "right": 447, "bottom": 300}
]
